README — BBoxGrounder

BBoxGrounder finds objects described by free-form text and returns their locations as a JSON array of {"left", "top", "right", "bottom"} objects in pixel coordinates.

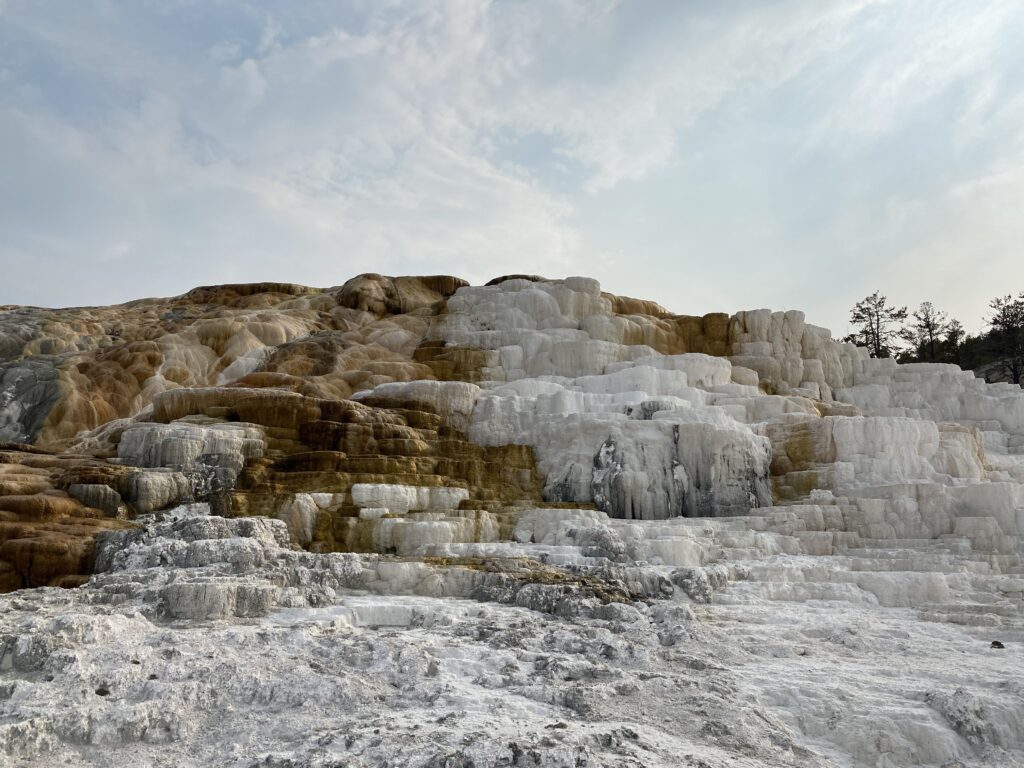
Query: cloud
[
  {"left": 0, "top": 0, "right": 1022, "bottom": 335},
  {"left": 806, "top": 0, "right": 1021, "bottom": 149},
  {"left": 0, "top": 1, "right": 584, "bottom": 304}
]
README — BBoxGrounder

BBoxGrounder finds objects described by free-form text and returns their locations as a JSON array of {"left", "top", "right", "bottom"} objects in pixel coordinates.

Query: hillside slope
[{"left": 1, "top": 274, "right": 1021, "bottom": 767}]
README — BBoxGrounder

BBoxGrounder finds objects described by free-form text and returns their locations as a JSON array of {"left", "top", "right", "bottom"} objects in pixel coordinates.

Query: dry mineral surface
[{"left": 0, "top": 274, "right": 1021, "bottom": 767}]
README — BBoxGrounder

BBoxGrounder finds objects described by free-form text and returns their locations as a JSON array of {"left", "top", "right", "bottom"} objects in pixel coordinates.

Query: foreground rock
[{"left": 1, "top": 504, "right": 1021, "bottom": 767}]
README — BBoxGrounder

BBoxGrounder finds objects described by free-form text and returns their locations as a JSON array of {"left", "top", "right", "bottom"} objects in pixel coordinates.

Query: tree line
[{"left": 843, "top": 291, "right": 1024, "bottom": 386}]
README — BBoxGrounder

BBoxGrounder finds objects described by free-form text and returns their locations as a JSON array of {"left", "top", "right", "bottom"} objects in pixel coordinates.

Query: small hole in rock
[{"left": 95, "top": 687, "right": 110, "bottom": 696}]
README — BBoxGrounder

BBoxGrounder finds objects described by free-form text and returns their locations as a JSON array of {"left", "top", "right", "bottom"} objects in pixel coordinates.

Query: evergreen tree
[
  {"left": 987, "top": 294, "right": 1024, "bottom": 384},
  {"left": 843, "top": 291, "right": 909, "bottom": 359},
  {"left": 907, "top": 302, "right": 950, "bottom": 362},
  {"left": 943, "top": 319, "right": 964, "bottom": 365}
]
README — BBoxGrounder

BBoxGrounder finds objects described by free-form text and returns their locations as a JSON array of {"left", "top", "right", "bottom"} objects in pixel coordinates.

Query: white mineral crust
[
  {"left": 1, "top": 503, "right": 1021, "bottom": 767},
  {"left": 3, "top": 277, "right": 1024, "bottom": 767}
]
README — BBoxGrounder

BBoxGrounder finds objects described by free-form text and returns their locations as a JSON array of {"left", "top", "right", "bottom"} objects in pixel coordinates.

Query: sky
[{"left": 1, "top": 0, "right": 1022, "bottom": 337}]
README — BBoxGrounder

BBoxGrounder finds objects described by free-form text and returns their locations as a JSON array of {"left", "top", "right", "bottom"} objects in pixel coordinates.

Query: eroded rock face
[
  {"left": 0, "top": 447, "right": 135, "bottom": 590},
  {"left": 2, "top": 274, "right": 1024, "bottom": 766},
  {"left": 0, "top": 276, "right": 484, "bottom": 586},
  {"left": 0, "top": 275, "right": 468, "bottom": 449},
  {"left": 3, "top": 274, "right": 1024, "bottom": 588}
]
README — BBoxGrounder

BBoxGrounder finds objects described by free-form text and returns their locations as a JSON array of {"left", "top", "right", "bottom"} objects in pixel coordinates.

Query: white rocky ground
[{"left": 1, "top": 504, "right": 1020, "bottom": 768}]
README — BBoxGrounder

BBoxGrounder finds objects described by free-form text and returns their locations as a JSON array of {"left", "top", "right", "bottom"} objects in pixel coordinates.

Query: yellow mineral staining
[
  {"left": 0, "top": 448, "right": 134, "bottom": 591},
  {"left": 413, "top": 341, "right": 491, "bottom": 382},
  {"left": 0, "top": 275, "right": 468, "bottom": 450},
  {"left": 761, "top": 417, "right": 841, "bottom": 502},
  {"left": 764, "top": 418, "right": 838, "bottom": 476},
  {"left": 1, "top": 275, "right": 482, "bottom": 591},
  {"left": 217, "top": 388, "right": 546, "bottom": 552},
  {"left": 337, "top": 273, "right": 468, "bottom": 316},
  {"left": 1, "top": 273, "right": 858, "bottom": 593},
  {"left": 588, "top": 309, "right": 732, "bottom": 356}
]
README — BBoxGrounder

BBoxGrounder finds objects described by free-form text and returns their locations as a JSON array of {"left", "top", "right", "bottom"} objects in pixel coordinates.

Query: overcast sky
[{"left": 1, "top": 0, "right": 1022, "bottom": 336}]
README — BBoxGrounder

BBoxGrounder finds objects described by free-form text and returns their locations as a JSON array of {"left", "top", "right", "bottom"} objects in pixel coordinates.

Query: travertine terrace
[{"left": 1, "top": 274, "right": 1021, "bottom": 767}]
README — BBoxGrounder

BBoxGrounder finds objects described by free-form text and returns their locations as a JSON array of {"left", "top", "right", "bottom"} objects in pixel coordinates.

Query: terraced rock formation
[
  {"left": 1, "top": 274, "right": 1022, "bottom": 767},
  {"left": 0, "top": 274, "right": 753, "bottom": 587}
]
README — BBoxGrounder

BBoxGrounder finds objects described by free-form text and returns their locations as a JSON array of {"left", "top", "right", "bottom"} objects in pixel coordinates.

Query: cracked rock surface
[{"left": 2, "top": 504, "right": 1021, "bottom": 768}]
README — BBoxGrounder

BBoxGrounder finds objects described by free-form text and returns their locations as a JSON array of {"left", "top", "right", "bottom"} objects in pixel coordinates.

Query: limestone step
[{"left": 916, "top": 600, "right": 1019, "bottom": 618}]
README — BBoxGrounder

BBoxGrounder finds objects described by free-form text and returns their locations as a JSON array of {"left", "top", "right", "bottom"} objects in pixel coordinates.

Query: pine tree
[
  {"left": 987, "top": 294, "right": 1024, "bottom": 384},
  {"left": 944, "top": 319, "right": 964, "bottom": 365},
  {"left": 908, "top": 302, "right": 950, "bottom": 362},
  {"left": 843, "top": 291, "right": 909, "bottom": 359}
]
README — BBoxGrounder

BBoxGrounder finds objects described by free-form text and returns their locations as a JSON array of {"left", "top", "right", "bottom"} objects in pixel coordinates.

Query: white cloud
[
  {"left": 806, "top": 0, "right": 1020, "bottom": 148},
  {"left": 219, "top": 59, "right": 267, "bottom": 107},
  {"left": 0, "top": 0, "right": 1022, "bottom": 330}
]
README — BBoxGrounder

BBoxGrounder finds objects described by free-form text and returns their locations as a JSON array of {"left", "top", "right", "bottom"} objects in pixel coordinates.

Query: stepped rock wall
[
  {"left": 2, "top": 274, "right": 1024, "bottom": 767},
  {"left": 1, "top": 274, "right": 1023, "bottom": 591}
]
